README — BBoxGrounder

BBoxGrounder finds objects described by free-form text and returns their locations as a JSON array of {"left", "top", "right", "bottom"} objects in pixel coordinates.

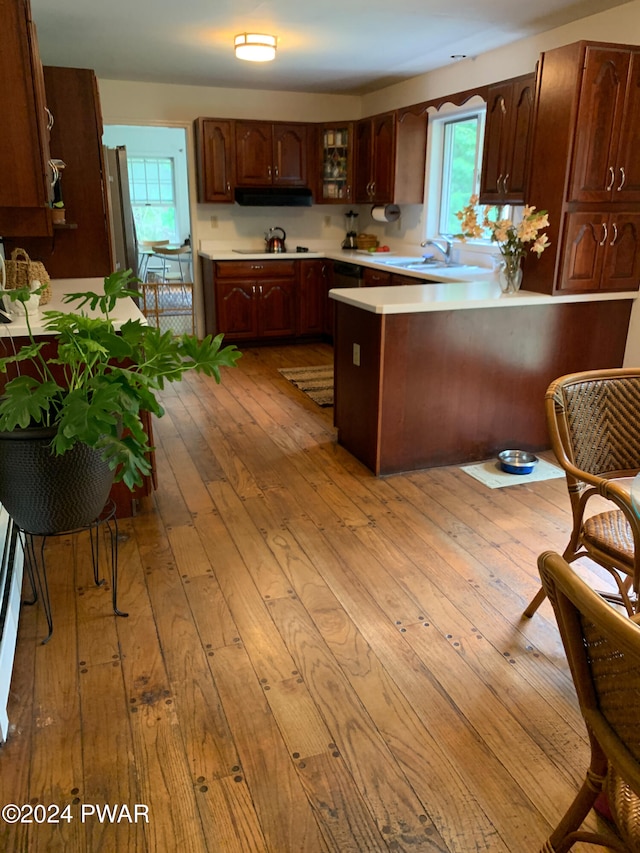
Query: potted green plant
[{"left": 0, "top": 269, "right": 241, "bottom": 533}]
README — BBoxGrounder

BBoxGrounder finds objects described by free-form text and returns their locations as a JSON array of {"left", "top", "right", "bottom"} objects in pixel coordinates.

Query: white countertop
[
  {"left": 198, "top": 249, "right": 325, "bottom": 261},
  {"left": 197, "top": 245, "right": 496, "bottom": 282},
  {"left": 328, "top": 281, "right": 638, "bottom": 314},
  {"left": 0, "top": 277, "right": 146, "bottom": 337}
]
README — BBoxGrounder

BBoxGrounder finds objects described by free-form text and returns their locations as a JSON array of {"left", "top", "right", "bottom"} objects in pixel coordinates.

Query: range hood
[{"left": 234, "top": 187, "right": 313, "bottom": 207}]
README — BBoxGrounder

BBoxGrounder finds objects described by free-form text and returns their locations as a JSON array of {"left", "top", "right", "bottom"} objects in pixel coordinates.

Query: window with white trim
[
  {"left": 425, "top": 102, "right": 512, "bottom": 246},
  {"left": 127, "top": 156, "right": 179, "bottom": 243}
]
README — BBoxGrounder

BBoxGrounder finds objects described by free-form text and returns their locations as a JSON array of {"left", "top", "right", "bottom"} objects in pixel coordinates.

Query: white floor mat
[{"left": 461, "top": 457, "right": 564, "bottom": 489}]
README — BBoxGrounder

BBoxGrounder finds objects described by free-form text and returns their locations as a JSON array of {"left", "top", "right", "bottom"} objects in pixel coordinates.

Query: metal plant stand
[{"left": 19, "top": 500, "right": 128, "bottom": 644}]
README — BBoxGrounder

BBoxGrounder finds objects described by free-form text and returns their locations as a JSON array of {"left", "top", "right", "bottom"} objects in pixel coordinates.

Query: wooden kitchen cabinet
[
  {"left": 195, "top": 118, "right": 234, "bottom": 203},
  {"left": 235, "top": 121, "right": 308, "bottom": 187},
  {"left": 0, "top": 0, "right": 53, "bottom": 237},
  {"left": 298, "top": 259, "right": 330, "bottom": 335},
  {"left": 479, "top": 73, "right": 535, "bottom": 205},
  {"left": 525, "top": 40, "right": 640, "bottom": 294},
  {"left": 355, "top": 107, "right": 427, "bottom": 205},
  {"left": 318, "top": 123, "right": 354, "bottom": 203},
  {"left": 363, "top": 267, "right": 392, "bottom": 287},
  {"left": 569, "top": 46, "right": 640, "bottom": 204},
  {"left": 559, "top": 211, "right": 640, "bottom": 292},
  {"left": 4, "top": 66, "right": 113, "bottom": 278},
  {"left": 212, "top": 260, "right": 297, "bottom": 341}
]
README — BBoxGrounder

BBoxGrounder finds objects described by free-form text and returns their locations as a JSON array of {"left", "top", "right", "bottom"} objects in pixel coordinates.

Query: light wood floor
[{"left": 0, "top": 343, "right": 621, "bottom": 852}]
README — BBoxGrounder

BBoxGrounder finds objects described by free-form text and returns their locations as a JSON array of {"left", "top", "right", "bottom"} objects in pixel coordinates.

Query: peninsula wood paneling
[{"left": 334, "top": 299, "right": 632, "bottom": 474}]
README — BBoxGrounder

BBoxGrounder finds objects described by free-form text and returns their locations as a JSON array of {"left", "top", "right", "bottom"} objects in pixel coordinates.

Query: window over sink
[{"left": 424, "top": 99, "right": 512, "bottom": 253}]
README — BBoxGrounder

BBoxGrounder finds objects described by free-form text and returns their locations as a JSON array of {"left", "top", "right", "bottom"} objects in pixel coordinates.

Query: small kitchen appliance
[
  {"left": 341, "top": 210, "right": 359, "bottom": 250},
  {"left": 265, "top": 226, "right": 286, "bottom": 253}
]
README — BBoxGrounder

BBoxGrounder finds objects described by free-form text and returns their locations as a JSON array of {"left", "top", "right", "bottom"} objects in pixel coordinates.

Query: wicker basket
[
  {"left": 5, "top": 248, "right": 52, "bottom": 305},
  {"left": 356, "top": 233, "right": 379, "bottom": 250}
]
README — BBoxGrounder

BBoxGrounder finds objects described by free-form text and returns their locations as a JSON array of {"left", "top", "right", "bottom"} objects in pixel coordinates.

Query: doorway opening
[{"left": 102, "top": 125, "right": 194, "bottom": 336}]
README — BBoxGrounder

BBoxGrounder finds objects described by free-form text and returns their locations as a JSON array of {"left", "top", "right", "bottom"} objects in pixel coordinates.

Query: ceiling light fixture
[
  {"left": 450, "top": 54, "right": 467, "bottom": 62},
  {"left": 234, "top": 33, "right": 277, "bottom": 62}
]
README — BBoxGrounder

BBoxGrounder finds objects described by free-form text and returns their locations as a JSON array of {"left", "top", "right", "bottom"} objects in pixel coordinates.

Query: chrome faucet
[{"left": 420, "top": 237, "right": 453, "bottom": 265}]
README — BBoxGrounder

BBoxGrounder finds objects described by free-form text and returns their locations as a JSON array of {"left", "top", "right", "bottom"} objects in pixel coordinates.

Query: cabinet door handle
[
  {"left": 370, "top": 181, "right": 376, "bottom": 198},
  {"left": 226, "top": 182, "right": 231, "bottom": 192},
  {"left": 606, "top": 166, "right": 615, "bottom": 191},
  {"left": 250, "top": 264, "right": 264, "bottom": 270},
  {"left": 346, "top": 185, "right": 351, "bottom": 198},
  {"left": 258, "top": 284, "right": 263, "bottom": 295},
  {"left": 496, "top": 174, "right": 503, "bottom": 194},
  {"left": 503, "top": 173, "right": 509, "bottom": 194},
  {"left": 610, "top": 222, "right": 618, "bottom": 246},
  {"left": 267, "top": 165, "right": 272, "bottom": 178},
  {"left": 599, "top": 222, "right": 608, "bottom": 246},
  {"left": 618, "top": 167, "right": 626, "bottom": 191},
  {"left": 274, "top": 166, "right": 279, "bottom": 178},
  {"left": 45, "top": 107, "right": 54, "bottom": 131}
]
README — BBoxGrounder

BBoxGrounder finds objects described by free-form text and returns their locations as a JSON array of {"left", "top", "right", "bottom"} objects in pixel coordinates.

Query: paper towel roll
[{"left": 371, "top": 204, "right": 400, "bottom": 223}]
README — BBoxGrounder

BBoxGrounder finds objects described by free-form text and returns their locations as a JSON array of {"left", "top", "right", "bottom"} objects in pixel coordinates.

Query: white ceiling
[{"left": 30, "top": 0, "right": 632, "bottom": 96}]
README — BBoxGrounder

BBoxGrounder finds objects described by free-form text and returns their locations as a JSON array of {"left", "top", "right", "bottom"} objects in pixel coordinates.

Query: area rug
[
  {"left": 461, "top": 457, "right": 564, "bottom": 489},
  {"left": 278, "top": 365, "right": 334, "bottom": 407}
]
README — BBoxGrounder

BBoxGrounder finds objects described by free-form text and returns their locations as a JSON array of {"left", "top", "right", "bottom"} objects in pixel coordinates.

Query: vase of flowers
[{"left": 455, "top": 196, "right": 550, "bottom": 293}]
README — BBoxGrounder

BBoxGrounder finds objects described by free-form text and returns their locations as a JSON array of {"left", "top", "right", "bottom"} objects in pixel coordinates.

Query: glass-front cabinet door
[{"left": 319, "top": 123, "right": 354, "bottom": 203}]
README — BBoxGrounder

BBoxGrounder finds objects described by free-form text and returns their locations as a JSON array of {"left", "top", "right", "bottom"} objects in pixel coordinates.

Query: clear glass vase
[{"left": 498, "top": 256, "right": 523, "bottom": 294}]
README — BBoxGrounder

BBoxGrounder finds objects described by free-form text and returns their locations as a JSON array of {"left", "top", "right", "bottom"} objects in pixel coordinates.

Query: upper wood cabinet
[
  {"left": 355, "top": 108, "right": 427, "bottom": 205},
  {"left": 569, "top": 46, "right": 640, "bottom": 203},
  {"left": 479, "top": 73, "right": 536, "bottom": 205},
  {"left": 525, "top": 40, "right": 640, "bottom": 295},
  {"left": 318, "top": 123, "right": 354, "bottom": 204},
  {"left": 195, "top": 118, "right": 234, "bottom": 203},
  {"left": 0, "top": 0, "right": 53, "bottom": 237},
  {"left": 4, "top": 67, "right": 112, "bottom": 277},
  {"left": 559, "top": 211, "right": 640, "bottom": 292},
  {"left": 235, "top": 121, "right": 308, "bottom": 187}
]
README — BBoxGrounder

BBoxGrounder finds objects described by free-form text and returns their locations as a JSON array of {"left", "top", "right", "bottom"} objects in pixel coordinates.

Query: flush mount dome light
[{"left": 234, "top": 33, "right": 277, "bottom": 62}]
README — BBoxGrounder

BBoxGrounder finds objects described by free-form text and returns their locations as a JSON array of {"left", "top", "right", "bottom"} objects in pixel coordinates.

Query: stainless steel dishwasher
[{"left": 332, "top": 261, "right": 363, "bottom": 288}]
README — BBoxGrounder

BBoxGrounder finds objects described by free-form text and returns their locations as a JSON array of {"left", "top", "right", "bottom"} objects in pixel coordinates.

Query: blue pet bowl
[{"left": 498, "top": 450, "right": 539, "bottom": 475}]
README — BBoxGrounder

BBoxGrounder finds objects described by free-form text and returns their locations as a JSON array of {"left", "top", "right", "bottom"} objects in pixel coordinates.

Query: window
[
  {"left": 425, "top": 103, "right": 513, "bottom": 250},
  {"left": 438, "top": 113, "right": 484, "bottom": 235},
  {"left": 127, "top": 157, "right": 178, "bottom": 243}
]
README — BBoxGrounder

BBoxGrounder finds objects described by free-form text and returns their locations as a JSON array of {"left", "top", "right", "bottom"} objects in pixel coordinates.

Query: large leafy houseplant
[{"left": 0, "top": 269, "right": 241, "bottom": 492}]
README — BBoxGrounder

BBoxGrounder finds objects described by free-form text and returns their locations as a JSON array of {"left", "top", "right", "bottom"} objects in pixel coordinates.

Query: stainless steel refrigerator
[{"left": 104, "top": 146, "right": 138, "bottom": 278}]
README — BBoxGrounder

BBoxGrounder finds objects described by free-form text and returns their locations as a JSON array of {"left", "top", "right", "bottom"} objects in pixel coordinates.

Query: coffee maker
[{"left": 341, "top": 210, "right": 359, "bottom": 250}]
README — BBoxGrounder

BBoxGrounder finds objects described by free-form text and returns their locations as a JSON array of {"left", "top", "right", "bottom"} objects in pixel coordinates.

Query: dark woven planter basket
[{"left": 0, "top": 426, "right": 115, "bottom": 534}]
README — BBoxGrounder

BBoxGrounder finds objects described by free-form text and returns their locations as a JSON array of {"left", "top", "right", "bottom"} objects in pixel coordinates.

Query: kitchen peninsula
[{"left": 330, "top": 282, "right": 635, "bottom": 475}]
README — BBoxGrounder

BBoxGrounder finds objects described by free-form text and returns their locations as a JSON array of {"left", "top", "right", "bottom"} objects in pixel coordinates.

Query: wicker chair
[
  {"left": 524, "top": 368, "right": 640, "bottom": 618},
  {"left": 537, "top": 550, "right": 640, "bottom": 852}
]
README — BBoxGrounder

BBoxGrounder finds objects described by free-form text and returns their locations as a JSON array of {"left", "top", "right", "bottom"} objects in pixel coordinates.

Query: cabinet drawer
[{"left": 215, "top": 260, "right": 296, "bottom": 278}]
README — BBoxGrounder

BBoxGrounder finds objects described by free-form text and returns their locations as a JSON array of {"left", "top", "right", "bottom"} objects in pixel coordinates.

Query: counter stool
[{"left": 20, "top": 500, "right": 127, "bottom": 644}]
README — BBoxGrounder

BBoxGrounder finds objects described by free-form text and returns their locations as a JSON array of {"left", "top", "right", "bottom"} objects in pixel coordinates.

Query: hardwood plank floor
[{"left": 0, "top": 342, "right": 622, "bottom": 852}]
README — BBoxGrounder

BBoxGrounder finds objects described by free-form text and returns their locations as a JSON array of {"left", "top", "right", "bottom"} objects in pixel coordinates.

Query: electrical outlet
[
  {"left": 210, "top": 216, "right": 218, "bottom": 228},
  {"left": 323, "top": 216, "right": 331, "bottom": 227},
  {"left": 353, "top": 343, "right": 361, "bottom": 366}
]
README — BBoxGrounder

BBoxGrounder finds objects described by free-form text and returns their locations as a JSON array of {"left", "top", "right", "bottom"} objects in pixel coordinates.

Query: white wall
[
  {"left": 98, "top": 79, "right": 360, "bottom": 125},
  {"left": 362, "top": 0, "right": 640, "bottom": 115}
]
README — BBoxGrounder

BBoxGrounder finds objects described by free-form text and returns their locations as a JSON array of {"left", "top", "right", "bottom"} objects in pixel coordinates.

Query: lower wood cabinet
[
  {"left": 299, "top": 259, "right": 330, "bottom": 335},
  {"left": 363, "top": 267, "right": 392, "bottom": 287},
  {"left": 214, "top": 260, "right": 296, "bottom": 341},
  {"left": 203, "top": 258, "right": 332, "bottom": 343},
  {"left": 559, "top": 212, "right": 640, "bottom": 292}
]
